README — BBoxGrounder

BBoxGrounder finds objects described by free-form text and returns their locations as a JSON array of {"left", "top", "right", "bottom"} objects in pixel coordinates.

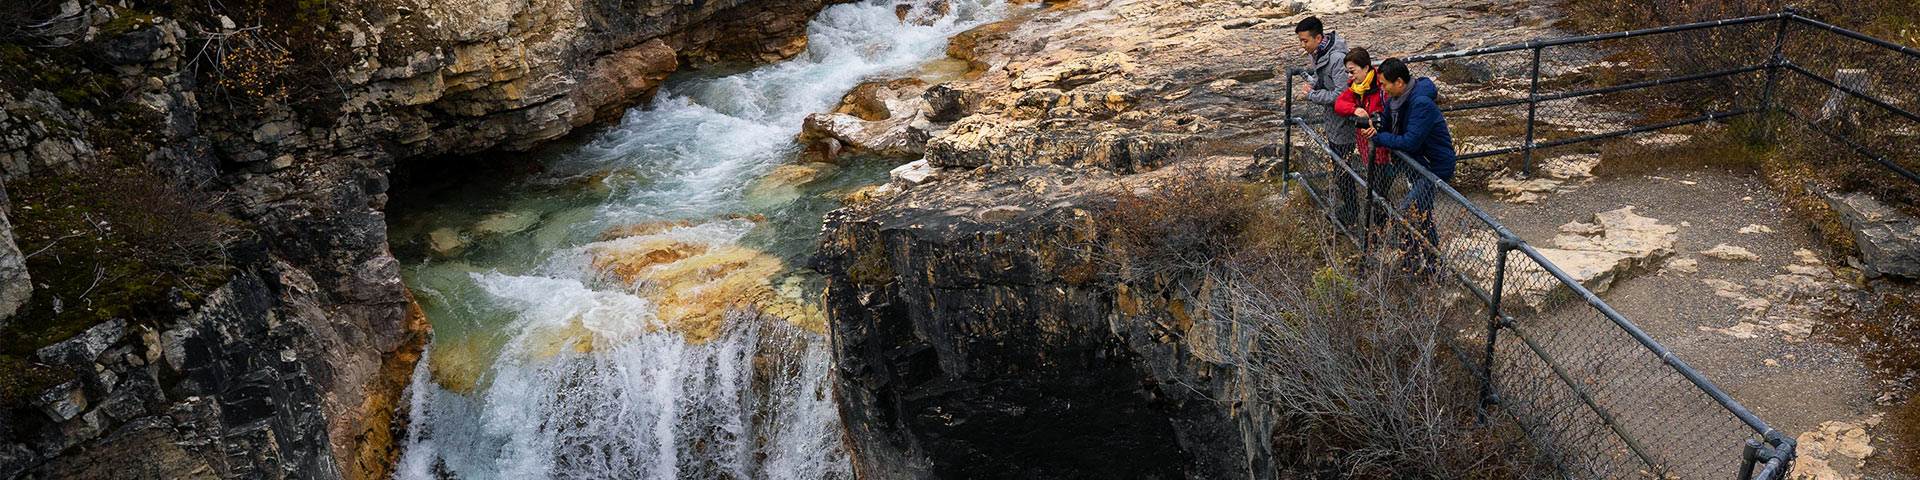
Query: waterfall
[{"left": 391, "top": 0, "right": 1010, "bottom": 478}]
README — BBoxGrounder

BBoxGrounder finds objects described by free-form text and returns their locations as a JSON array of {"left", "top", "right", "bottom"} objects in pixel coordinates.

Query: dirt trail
[{"left": 1468, "top": 164, "right": 1912, "bottom": 479}]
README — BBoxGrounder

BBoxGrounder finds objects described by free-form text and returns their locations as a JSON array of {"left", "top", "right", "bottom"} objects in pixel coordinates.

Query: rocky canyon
[{"left": 2, "top": 0, "right": 1916, "bottom": 477}]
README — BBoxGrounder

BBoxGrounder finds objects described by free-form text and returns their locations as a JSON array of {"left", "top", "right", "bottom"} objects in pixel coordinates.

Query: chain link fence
[{"left": 1259, "top": 7, "right": 1920, "bottom": 478}]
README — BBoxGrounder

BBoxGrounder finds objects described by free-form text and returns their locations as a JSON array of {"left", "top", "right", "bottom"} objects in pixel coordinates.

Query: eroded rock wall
[
  {"left": 813, "top": 164, "right": 1274, "bottom": 479},
  {"left": 0, "top": 0, "right": 846, "bottom": 478}
]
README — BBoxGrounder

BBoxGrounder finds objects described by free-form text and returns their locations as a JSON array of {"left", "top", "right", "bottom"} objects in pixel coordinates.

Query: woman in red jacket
[{"left": 1332, "top": 47, "right": 1392, "bottom": 242}]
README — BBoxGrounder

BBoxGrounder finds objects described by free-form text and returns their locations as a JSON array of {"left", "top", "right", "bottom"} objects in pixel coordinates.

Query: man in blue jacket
[{"left": 1361, "top": 58, "right": 1456, "bottom": 278}]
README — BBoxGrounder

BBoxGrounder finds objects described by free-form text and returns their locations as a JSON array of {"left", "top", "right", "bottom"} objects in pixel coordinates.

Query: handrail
[
  {"left": 1402, "top": 12, "right": 1790, "bottom": 64},
  {"left": 1786, "top": 12, "right": 1920, "bottom": 59}
]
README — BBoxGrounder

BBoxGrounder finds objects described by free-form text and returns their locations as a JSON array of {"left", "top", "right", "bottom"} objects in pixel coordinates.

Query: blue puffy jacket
[{"left": 1373, "top": 77, "right": 1457, "bottom": 180}]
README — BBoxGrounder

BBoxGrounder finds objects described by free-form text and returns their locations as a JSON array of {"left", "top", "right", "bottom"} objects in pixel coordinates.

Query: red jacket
[{"left": 1334, "top": 71, "right": 1390, "bottom": 165}]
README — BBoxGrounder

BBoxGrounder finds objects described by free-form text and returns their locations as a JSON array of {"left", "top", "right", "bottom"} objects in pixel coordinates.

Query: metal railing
[{"left": 1263, "top": 6, "right": 1920, "bottom": 477}]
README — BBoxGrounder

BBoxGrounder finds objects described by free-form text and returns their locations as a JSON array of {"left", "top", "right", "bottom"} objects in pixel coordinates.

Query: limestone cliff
[
  {"left": 811, "top": 0, "right": 1570, "bottom": 476},
  {"left": 0, "top": 0, "right": 846, "bottom": 478},
  {"left": 814, "top": 162, "right": 1277, "bottom": 478}
]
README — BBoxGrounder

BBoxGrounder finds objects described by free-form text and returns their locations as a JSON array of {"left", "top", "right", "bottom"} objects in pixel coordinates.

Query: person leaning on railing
[
  {"left": 1361, "top": 58, "right": 1457, "bottom": 278},
  {"left": 1332, "top": 47, "right": 1392, "bottom": 235},
  {"left": 1294, "top": 16, "right": 1353, "bottom": 162}
]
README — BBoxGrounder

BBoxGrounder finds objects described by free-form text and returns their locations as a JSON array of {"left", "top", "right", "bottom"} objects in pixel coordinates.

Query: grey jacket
[{"left": 1305, "top": 32, "right": 1353, "bottom": 146}]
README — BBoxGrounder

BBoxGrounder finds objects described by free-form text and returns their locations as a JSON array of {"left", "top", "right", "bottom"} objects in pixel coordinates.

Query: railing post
[
  {"left": 1282, "top": 67, "right": 1296, "bottom": 191},
  {"left": 1521, "top": 45, "right": 1543, "bottom": 177},
  {"left": 1760, "top": 7, "right": 1797, "bottom": 113},
  {"left": 1361, "top": 150, "right": 1375, "bottom": 248},
  {"left": 1481, "top": 235, "right": 1521, "bottom": 422},
  {"left": 1740, "top": 438, "right": 1762, "bottom": 479}
]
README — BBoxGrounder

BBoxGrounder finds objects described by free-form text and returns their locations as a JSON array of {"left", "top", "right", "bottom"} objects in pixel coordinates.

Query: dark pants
[
  {"left": 1359, "top": 158, "right": 1397, "bottom": 247},
  {"left": 1330, "top": 143, "right": 1359, "bottom": 225},
  {"left": 1398, "top": 167, "right": 1442, "bottom": 277}
]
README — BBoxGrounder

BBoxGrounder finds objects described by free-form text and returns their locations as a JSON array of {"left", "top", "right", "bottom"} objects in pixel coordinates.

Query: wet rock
[
  {"left": 586, "top": 228, "right": 809, "bottom": 343},
  {"left": 799, "top": 111, "right": 932, "bottom": 158},
  {"left": 427, "top": 228, "right": 467, "bottom": 256},
  {"left": 1824, "top": 191, "right": 1920, "bottom": 278},
  {"left": 1432, "top": 57, "right": 1496, "bottom": 84},
  {"left": 576, "top": 39, "right": 679, "bottom": 122},
  {"left": 757, "top": 163, "right": 839, "bottom": 193},
  {"left": 799, "top": 138, "right": 845, "bottom": 164},
  {"left": 895, "top": 0, "right": 951, "bottom": 26},
  {"left": 470, "top": 211, "right": 539, "bottom": 236},
  {"left": 835, "top": 78, "right": 931, "bottom": 122}
]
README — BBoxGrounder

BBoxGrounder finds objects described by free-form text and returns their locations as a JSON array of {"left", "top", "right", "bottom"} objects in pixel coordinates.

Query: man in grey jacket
[{"left": 1295, "top": 17, "right": 1353, "bottom": 160}]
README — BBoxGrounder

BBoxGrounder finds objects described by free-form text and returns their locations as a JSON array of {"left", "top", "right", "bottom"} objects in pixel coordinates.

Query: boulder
[
  {"left": 427, "top": 228, "right": 467, "bottom": 256},
  {"left": 798, "top": 137, "right": 844, "bottom": 164},
  {"left": 1825, "top": 191, "right": 1920, "bottom": 278},
  {"left": 834, "top": 78, "right": 930, "bottom": 121},
  {"left": 798, "top": 110, "right": 932, "bottom": 158},
  {"left": 31, "top": 381, "right": 88, "bottom": 423},
  {"left": 37, "top": 319, "right": 128, "bottom": 372},
  {"left": 469, "top": 211, "right": 540, "bottom": 236},
  {"left": 894, "top": 0, "right": 951, "bottom": 26},
  {"left": 889, "top": 159, "right": 941, "bottom": 190},
  {"left": 1465, "top": 207, "right": 1677, "bottom": 308},
  {"left": 923, "top": 82, "right": 983, "bottom": 122},
  {"left": 0, "top": 183, "right": 31, "bottom": 326}
]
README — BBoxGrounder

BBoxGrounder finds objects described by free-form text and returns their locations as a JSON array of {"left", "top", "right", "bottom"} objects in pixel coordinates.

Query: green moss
[
  {"left": 0, "top": 354, "right": 71, "bottom": 408},
  {"left": 98, "top": 9, "right": 159, "bottom": 37},
  {"left": 0, "top": 167, "right": 237, "bottom": 369},
  {"left": 0, "top": 44, "right": 27, "bottom": 65}
]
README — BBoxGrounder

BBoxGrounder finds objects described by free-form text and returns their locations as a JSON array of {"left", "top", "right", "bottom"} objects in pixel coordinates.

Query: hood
[{"left": 1410, "top": 77, "right": 1440, "bottom": 103}]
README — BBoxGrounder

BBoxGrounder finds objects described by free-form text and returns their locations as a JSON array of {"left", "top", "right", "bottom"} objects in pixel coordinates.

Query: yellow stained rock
[
  {"left": 597, "top": 220, "right": 695, "bottom": 241},
  {"left": 428, "top": 333, "right": 499, "bottom": 394},
  {"left": 584, "top": 228, "right": 827, "bottom": 344}
]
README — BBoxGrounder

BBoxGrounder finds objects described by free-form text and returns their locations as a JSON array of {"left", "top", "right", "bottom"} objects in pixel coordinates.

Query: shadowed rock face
[
  {"left": 0, "top": 0, "right": 850, "bottom": 478},
  {"left": 813, "top": 164, "right": 1272, "bottom": 479}
]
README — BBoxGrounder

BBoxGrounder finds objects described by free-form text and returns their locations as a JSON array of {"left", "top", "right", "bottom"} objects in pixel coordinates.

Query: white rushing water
[{"left": 392, "top": 1, "right": 1009, "bottom": 478}]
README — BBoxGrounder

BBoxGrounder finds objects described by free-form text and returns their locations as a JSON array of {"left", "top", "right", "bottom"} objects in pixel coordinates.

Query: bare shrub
[
  {"left": 1098, "top": 165, "right": 1541, "bottom": 476},
  {"left": 0, "top": 0, "right": 74, "bottom": 44},
  {"left": 1097, "top": 164, "right": 1266, "bottom": 283},
  {"left": 1207, "top": 247, "right": 1542, "bottom": 478},
  {"left": 3, "top": 163, "right": 240, "bottom": 351}
]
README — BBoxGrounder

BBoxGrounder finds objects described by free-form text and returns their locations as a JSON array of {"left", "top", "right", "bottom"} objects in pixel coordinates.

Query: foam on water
[{"left": 395, "top": 1, "right": 1009, "bottom": 478}]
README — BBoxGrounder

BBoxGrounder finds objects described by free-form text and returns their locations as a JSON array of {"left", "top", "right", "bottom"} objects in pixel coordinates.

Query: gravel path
[{"left": 1466, "top": 165, "right": 1909, "bottom": 479}]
